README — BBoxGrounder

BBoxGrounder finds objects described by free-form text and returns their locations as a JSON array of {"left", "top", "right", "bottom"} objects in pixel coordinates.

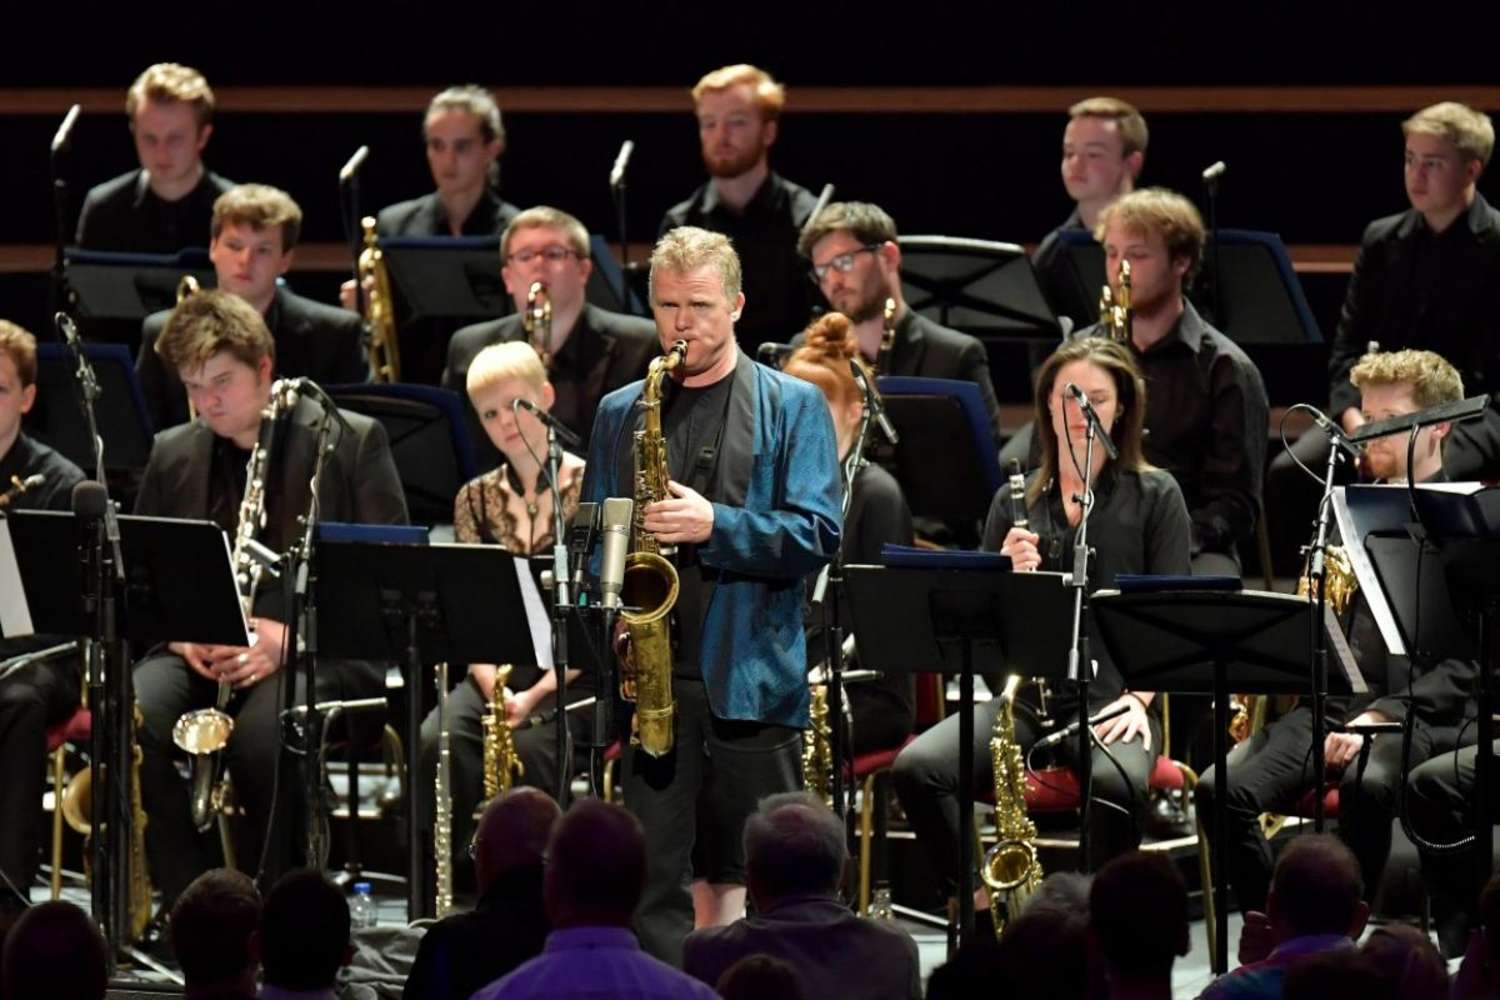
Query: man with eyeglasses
[
  {"left": 798, "top": 201, "right": 1002, "bottom": 447},
  {"left": 660, "top": 64, "right": 822, "bottom": 356},
  {"left": 445, "top": 207, "right": 658, "bottom": 455}
]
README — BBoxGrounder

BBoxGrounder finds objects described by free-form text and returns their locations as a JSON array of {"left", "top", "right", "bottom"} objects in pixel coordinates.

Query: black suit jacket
[
  {"left": 444, "top": 304, "right": 658, "bottom": 459},
  {"left": 401, "top": 867, "right": 549, "bottom": 1000},
  {"left": 376, "top": 190, "right": 521, "bottom": 238},
  {"left": 75, "top": 168, "right": 235, "bottom": 253},
  {"left": 137, "top": 286, "right": 369, "bottom": 431},
  {"left": 884, "top": 309, "right": 1003, "bottom": 447}
]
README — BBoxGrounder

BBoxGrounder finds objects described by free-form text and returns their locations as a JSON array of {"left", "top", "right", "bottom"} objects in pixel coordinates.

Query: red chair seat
[
  {"left": 1291, "top": 784, "right": 1339, "bottom": 819},
  {"left": 845, "top": 736, "right": 915, "bottom": 782},
  {"left": 1018, "top": 756, "right": 1187, "bottom": 813},
  {"left": 603, "top": 741, "right": 622, "bottom": 763},
  {"left": 45, "top": 707, "right": 91, "bottom": 754}
]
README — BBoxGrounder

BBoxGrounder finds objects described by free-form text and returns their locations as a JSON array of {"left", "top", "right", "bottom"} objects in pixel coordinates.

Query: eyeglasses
[
  {"left": 810, "top": 245, "right": 880, "bottom": 280},
  {"left": 507, "top": 246, "right": 582, "bottom": 265}
]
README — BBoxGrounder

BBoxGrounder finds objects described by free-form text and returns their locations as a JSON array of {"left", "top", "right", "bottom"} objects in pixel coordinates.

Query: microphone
[
  {"left": 513, "top": 398, "right": 582, "bottom": 448},
  {"left": 1063, "top": 382, "right": 1118, "bottom": 460},
  {"left": 609, "top": 140, "right": 635, "bottom": 191},
  {"left": 339, "top": 145, "right": 370, "bottom": 184},
  {"left": 71, "top": 479, "right": 108, "bottom": 520},
  {"left": 756, "top": 342, "right": 793, "bottom": 367},
  {"left": 850, "top": 361, "right": 898, "bottom": 445},
  {"left": 281, "top": 377, "right": 354, "bottom": 437},
  {"left": 51, "top": 104, "right": 81, "bottom": 156},
  {"left": 1302, "top": 407, "right": 1361, "bottom": 460},
  {"left": 598, "top": 497, "right": 634, "bottom": 611},
  {"left": 56, "top": 312, "right": 82, "bottom": 351},
  {"left": 1202, "top": 160, "right": 1227, "bottom": 185},
  {"left": 1032, "top": 702, "right": 1132, "bottom": 751},
  {"left": 800, "top": 182, "right": 835, "bottom": 238},
  {"left": 568, "top": 502, "right": 600, "bottom": 592}
]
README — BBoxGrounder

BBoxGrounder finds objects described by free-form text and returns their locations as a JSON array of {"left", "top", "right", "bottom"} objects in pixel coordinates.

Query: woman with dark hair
[
  {"left": 783, "top": 312, "right": 917, "bottom": 756},
  {"left": 891, "top": 337, "right": 1191, "bottom": 911}
]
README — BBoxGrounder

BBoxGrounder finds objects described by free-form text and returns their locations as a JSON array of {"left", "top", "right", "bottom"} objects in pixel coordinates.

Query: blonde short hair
[
  {"left": 649, "top": 227, "right": 742, "bottom": 304},
  {"left": 1095, "top": 187, "right": 1205, "bottom": 278},
  {"left": 126, "top": 63, "right": 214, "bottom": 128},
  {"left": 467, "top": 342, "right": 548, "bottom": 400},
  {"left": 0, "top": 320, "right": 38, "bottom": 386},
  {"left": 1403, "top": 101, "right": 1495, "bottom": 168},
  {"left": 501, "top": 206, "right": 591, "bottom": 261},
  {"left": 211, "top": 185, "right": 302, "bottom": 250},
  {"left": 691, "top": 64, "right": 787, "bottom": 121},
  {"left": 1350, "top": 349, "right": 1464, "bottom": 410},
  {"left": 1069, "top": 96, "right": 1149, "bottom": 157}
]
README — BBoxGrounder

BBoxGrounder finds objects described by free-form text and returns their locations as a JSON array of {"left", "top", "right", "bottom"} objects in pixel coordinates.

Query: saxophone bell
[
  {"left": 979, "top": 674, "right": 1042, "bottom": 939},
  {"left": 1099, "top": 258, "right": 1133, "bottom": 344}
]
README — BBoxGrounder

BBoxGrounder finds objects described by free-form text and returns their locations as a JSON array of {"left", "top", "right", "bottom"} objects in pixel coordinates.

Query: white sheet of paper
[
  {"left": 0, "top": 518, "right": 35, "bottom": 638},
  {"left": 514, "top": 556, "right": 553, "bottom": 669}
]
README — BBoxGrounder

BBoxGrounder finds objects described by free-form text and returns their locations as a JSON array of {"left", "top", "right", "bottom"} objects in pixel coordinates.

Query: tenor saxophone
[
  {"left": 481, "top": 666, "right": 525, "bottom": 801},
  {"left": 619, "top": 340, "right": 687, "bottom": 757},
  {"left": 979, "top": 674, "right": 1042, "bottom": 939},
  {"left": 1100, "top": 258, "right": 1132, "bottom": 343},
  {"left": 358, "top": 217, "right": 400, "bottom": 383},
  {"left": 524, "top": 282, "right": 554, "bottom": 370}
]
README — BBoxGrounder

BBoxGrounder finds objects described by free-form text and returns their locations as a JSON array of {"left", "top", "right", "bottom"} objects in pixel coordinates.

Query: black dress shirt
[
  {"left": 1076, "top": 300, "right": 1269, "bottom": 558},
  {"left": 0, "top": 433, "right": 86, "bottom": 512},
  {"left": 75, "top": 168, "right": 234, "bottom": 253},
  {"left": 981, "top": 466, "right": 1191, "bottom": 711},
  {"left": 1329, "top": 193, "right": 1500, "bottom": 419},
  {"left": 661, "top": 172, "right": 820, "bottom": 355},
  {"left": 376, "top": 189, "right": 521, "bottom": 238}
]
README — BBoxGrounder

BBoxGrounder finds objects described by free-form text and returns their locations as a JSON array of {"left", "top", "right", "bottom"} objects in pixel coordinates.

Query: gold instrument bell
[{"left": 1099, "top": 258, "right": 1132, "bottom": 343}]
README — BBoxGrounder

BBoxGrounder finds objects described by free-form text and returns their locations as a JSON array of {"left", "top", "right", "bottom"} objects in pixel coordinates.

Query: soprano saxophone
[
  {"left": 619, "top": 340, "right": 687, "bottom": 757},
  {"left": 524, "top": 281, "right": 553, "bottom": 370},
  {"left": 481, "top": 665, "right": 525, "bottom": 800}
]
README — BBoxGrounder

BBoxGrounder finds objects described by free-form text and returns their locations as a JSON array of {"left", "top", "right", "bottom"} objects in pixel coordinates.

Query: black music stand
[
  {"left": 25, "top": 343, "right": 154, "bottom": 471},
  {"left": 315, "top": 539, "right": 543, "bottom": 920},
  {"left": 876, "top": 377, "right": 1002, "bottom": 535},
  {"left": 380, "top": 236, "right": 511, "bottom": 325},
  {"left": 844, "top": 560, "right": 1073, "bottom": 946},
  {"left": 897, "top": 235, "right": 1061, "bottom": 342},
  {"left": 586, "top": 234, "right": 645, "bottom": 316},
  {"left": 1091, "top": 587, "right": 1364, "bottom": 975},
  {"left": 63, "top": 248, "right": 216, "bottom": 321}
]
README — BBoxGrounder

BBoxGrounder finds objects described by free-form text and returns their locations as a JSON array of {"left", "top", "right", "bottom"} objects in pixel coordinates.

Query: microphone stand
[
  {"left": 1202, "top": 161, "right": 1226, "bottom": 327},
  {"left": 1302, "top": 432, "right": 1344, "bottom": 832},
  {"left": 609, "top": 141, "right": 633, "bottom": 315},
  {"left": 1066, "top": 411, "right": 1103, "bottom": 869},
  {"left": 544, "top": 417, "right": 575, "bottom": 806},
  {"left": 50, "top": 104, "right": 80, "bottom": 319}
]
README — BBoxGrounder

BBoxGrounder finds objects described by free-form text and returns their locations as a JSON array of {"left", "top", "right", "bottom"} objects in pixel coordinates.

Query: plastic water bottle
[{"left": 349, "top": 881, "right": 378, "bottom": 929}]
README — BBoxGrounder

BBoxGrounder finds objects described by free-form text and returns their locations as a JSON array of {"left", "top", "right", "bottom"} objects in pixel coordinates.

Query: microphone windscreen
[{"left": 71, "top": 480, "right": 108, "bottom": 519}]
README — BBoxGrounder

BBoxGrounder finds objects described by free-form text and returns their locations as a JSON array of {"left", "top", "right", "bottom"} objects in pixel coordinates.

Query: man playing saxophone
[
  {"left": 0, "top": 320, "right": 86, "bottom": 919},
  {"left": 1197, "top": 349, "right": 1477, "bottom": 923},
  {"left": 581, "top": 227, "right": 843, "bottom": 966},
  {"left": 133, "top": 291, "right": 406, "bottom": 920},
  {"left": 892, "top": 339, "right": 1190, "bottom": 927}
]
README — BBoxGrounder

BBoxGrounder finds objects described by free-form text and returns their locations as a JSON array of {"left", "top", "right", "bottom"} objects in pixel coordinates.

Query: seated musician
[
  {"left": 137, "top": 184, "right": 367, "bottom": 430},
  {"left": 417, "top": 342, "right": 590, "bottom": 867},
  {"left": 0, "top": 320, "right": 86, "bottom": 918},
  {"left": 891, "top": 337, "right": 1190, "bottom": 919},
  {"left": 798, "top": 201, "right": 1002, "bottom": 448},
  {"left": 132, "top": 291, "right": 407, "bottom": 916},
  {"left": 782, "top": 312, "right": 916, "bottom": 757},
  {"left": 443, "top": 207, "right": 658, "bottom": 455},
  {"left": 1197, "top": 348, "right": 1475, "bottom": 920},
  {"left": 75, "top": 62, "right": 233, "bottom": 254}
]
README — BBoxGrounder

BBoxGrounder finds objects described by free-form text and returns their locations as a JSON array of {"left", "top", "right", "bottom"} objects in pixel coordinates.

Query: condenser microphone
[
  {"left": 1063, "top": 382, "right": 1118, "bottom": 460},
  {"left": 598, "top": 498, "right": 634, "bottom": 611}
]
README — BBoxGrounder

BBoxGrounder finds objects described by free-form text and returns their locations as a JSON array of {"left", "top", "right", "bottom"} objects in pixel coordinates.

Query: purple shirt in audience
[{"left": 471, "top": 926, "right": 719, "bottom": 1000}]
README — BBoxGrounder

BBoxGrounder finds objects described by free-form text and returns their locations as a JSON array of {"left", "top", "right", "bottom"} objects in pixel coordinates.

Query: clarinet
[{"left": 1007, "top": 459, "right": 1052, "bottom": 723}]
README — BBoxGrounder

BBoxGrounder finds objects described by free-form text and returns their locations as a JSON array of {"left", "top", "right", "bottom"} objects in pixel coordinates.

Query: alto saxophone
[
  {"left": 979, "top": 674, "right": 1042, "bottom": 939},
  {"left": 1100, "top": 258, "right": 1132, "bottom": 343},
  {"left": 482, "top": 665, "right": 525, "bottom": 800},
  {"left": 619, "top": 340, "right": 687, "bottom": 757},
  {"left": 358, "top": 217, "right": 401, "bottom": 383},
  {"left": 524, "top": 281, "right": 553, "bottom": 370},
  {"left": 802, "top": 684, "right": 834, "bottom": 806},
  {"left": 173, "top": 380, "right": 300, "bottom": 833},
  {"left": 874, "top": 296, "right": 897, "bottom": 376}
]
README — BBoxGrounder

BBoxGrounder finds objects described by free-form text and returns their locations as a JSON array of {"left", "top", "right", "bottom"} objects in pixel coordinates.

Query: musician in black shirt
[
  {"left": 75, "top": 63, "right": 233, "bottom": 254},
  {"left": 0, "top": 321, "right": 87, "bottom": 917},
  {"left": 892, "top": 338, "right": 1190, "bottom": 909},
  {"left": 660, "top": 65, "right": 820, "bottom": 355}
]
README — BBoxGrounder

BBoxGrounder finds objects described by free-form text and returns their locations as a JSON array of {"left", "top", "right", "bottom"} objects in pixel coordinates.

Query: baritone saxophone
[{"left": 619, "top": 340, "right": 687, "bottom": 757}]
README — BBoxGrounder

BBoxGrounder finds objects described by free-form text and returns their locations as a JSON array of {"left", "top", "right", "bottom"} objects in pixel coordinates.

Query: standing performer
[
  {"left": 75, "top": 63, "right": 233, "bottom": 254},
  {"left": 891, "top": 338, "right": 1190, "bottom": 918},
  {"left": 0, "top": 320, "right": 86, "bottom": 918},
  {"left": 581, "top": 227, "right": 842, "bottom": 965},
  {"left": 132, "top": 291, "right": 407, "bottom": 917},
  {"left": 782, "top": 312, "right": 916, "bottom": 758},
  {"left": 417, "top": 342, "right": 590, "bottom": 865},
  {"left": 659, "top": 65, "right": 821, "bottom": 355}
]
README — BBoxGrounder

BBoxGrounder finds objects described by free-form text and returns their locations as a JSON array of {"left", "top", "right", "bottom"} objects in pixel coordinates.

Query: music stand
[
  {"left": 844, "top": 560, "right": 1073, "bottom": 945},
  {"left": 1091, "top": 586, "right": 1364, "bottom": 974},
  {"left": 64, "top": 248, "right": 216, "bottom": 321},
  {"left": 380, "top": 236, "right": 511, "bottom": 324},
  {"left": 898, "top": 236, "right": 1061, "bottom": 343},
  {"left": 315, "top": 539, "right": 543, "bottom": 920},
  {"left": 876, "top": 377, "right": 1002, "bottom": 527},
  {"left": 586, "top": 234, "right": 645, "bottom": 316},
  {"left": 25, "top": 343, "right": 154, "bottom": 471}
]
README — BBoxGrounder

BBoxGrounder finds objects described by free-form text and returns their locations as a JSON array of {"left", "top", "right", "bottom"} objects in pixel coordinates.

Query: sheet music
[
  {"left": 514, "top": 556, "right": 552, "bottom": 669},
  {"left": 0, "top": 517, "right": 34, "bottom": 638},
  {"left": 1332, "top": 486, "right": 1406, "bottom": 656}
]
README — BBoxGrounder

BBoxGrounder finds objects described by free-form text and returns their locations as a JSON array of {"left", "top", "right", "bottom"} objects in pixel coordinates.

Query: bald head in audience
[
  {"left": 473, "top": 787, "right": 562, "bottom": 895},
  {"left": 1269, "top": 834, "right": 1370, "bottom": 942}
]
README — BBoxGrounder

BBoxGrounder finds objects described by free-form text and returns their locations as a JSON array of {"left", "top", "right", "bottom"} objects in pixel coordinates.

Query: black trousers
[
  {"left": 890, "top": 694, "right": 1160, "bottom": 904},
  {"left": 416, "top": 673, "right": 586, "bottom": 862},
  {"left": 0, "top": 649, "right": 82, "bottom": 907},
  {"left": 1407, "top": 737, "right": 1493, "bottom": 956},
  {"left": 1196, "top": 706, "right": 1460, "bottom": 913},
  {"left": 624, "top": 678, "right": 802, "bottom": 967}
]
